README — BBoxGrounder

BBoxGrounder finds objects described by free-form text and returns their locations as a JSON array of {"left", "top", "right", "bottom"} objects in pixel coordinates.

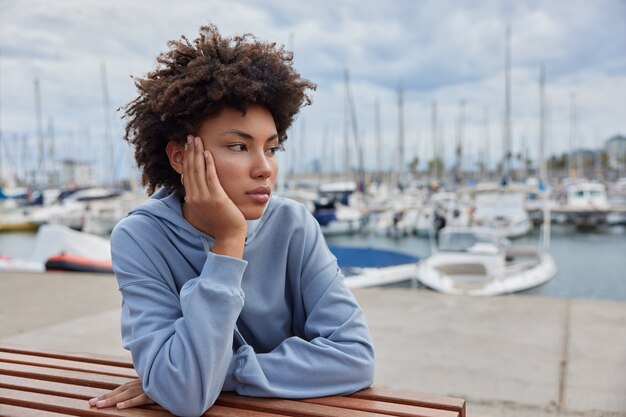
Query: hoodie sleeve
[
  {"left": 111, "top": 220, "right": 247, "bottom": 417},
  {"left": 222, "top": 210, "right": 375, "bottom": 397}
]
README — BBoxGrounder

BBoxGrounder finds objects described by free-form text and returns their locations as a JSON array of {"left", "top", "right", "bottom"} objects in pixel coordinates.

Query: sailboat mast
[
  {"left": 503, "top": 23, "right": 512, "bottom": 183},
  {"left": 539, "top": 65, "right": 547, "bottom": 186},
  {"left": 397, "top": 82, "right": 404, "bottom": 187},
  {"left": 343, "top": 69, "right": 363, "bottom": 187},
  {"left": 48, "top": 117, "right": 55, "bottom": 187},
  {"left": 374, "top": 99, "right": 382, "bottom": 177},
  {"left": 431, "top": 100, "right": 438, "bottom": 181},
  {"left": 34, "top": 78, "right": 44, "bottom": 185},
  {"left": 569, "top": 93, "right": 577, "bottom": 177},
  {"left": 483, "top": 106, "right": 490, "bottom": 181},
  {"left": 343, "top": 71, "right": 351, "bottom": 180},
  {"left": 101, "top": 62, "right": 115, "bottom": 187},
  {"left": 456, "top": 100, "right": 465, "bottom": 184},
  {"left": 538, "top": 64, "right": 551, "bottom": 249}
]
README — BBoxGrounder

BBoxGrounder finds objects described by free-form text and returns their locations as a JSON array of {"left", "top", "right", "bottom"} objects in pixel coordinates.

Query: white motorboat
[
  {"left": 417, "top": 227, "right": 556, "bottom": 296},
  {"left": 330, "top": 245, "right": 419, "bottom": 289}
]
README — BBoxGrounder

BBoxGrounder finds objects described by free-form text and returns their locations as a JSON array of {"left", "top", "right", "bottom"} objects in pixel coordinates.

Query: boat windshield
[{"left": 439, "top": 231, "right": 502, "bottom": 252}]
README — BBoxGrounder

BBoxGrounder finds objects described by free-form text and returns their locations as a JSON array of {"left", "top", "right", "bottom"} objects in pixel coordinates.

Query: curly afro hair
[{"left": 123, "top": 24, "right": 316, "bottom": 195}]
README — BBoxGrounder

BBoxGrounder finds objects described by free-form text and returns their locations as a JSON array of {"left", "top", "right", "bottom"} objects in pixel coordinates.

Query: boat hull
[{"left": 417, "top": 253, "right": 557, "bottom": 296}]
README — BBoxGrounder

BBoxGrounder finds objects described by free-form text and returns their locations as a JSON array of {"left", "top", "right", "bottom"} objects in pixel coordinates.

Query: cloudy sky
[{"left": 0, "top": 0, "right": 624, "bottom": 182}]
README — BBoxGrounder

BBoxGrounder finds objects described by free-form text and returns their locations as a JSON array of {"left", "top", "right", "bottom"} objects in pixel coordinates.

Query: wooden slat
[
  {"left": 0, "top": 374, "right": 281, "bottom": 417},
  {"left": 304, "top": 396, "right": 458, "bottom": 417},
  {"left": 0, "top": 374, "right": 110, "bottom": 400},
  {"left": 0, "top": 346, "right": 133, "bottom": 369},
  {"left": 217, "top": 392, "right": 392, "bottom": 417},
  {"left": 351, "top": 388, "right": 466, "bottom": 417},
  {"left": 0, "top": 403, "right": 72, "bottom": 417},
  {"left": 0, "top": 352, "right": 138, "bottom": 379},
  {"left": 0, "top": 362, "right": 133, "bottom": 390},
  {"left": 0, "top": 387, "right": 172, "bottom": 417},
  {"left": 0, "top": 346, "right": 468, "bottom": 417},
  {"left": 204, "top": 405, "right": 288, "bottom": 417}
]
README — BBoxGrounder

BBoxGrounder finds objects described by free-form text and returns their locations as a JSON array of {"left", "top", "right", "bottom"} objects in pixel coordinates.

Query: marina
[{"left": 0, "top": 189, "right": 625, "bottom": 301}]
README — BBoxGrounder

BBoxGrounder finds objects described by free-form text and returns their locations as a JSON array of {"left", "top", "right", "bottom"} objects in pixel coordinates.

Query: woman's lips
[{"left": 246, "top": 186, "right": 271, "bottom": 203}]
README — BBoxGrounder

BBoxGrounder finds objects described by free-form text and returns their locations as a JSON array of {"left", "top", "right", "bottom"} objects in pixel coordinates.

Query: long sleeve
[
  {"left": 222, "top": 209, "right": 375, "bottom": 397},
  {"left": 112, "top": 221, "right": 247, "bottom": 417}
]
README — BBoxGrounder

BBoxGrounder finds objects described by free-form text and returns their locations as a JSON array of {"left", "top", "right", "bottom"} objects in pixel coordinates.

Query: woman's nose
[{"left": 251, "top": 152, "right": 273, "bottom": 178}]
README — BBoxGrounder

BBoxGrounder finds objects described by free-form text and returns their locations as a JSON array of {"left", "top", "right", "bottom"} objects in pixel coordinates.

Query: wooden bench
[{"left": 0, "top": 346, "right": 466, "bottom": 417}]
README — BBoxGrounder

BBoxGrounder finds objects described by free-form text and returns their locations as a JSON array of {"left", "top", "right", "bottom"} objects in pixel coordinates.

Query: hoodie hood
[{"left": 128, "top": 188, "right": 276, "bottom": 248}]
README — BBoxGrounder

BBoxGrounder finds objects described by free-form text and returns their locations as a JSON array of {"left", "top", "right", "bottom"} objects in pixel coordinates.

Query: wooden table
[{"left": 0, "top": 346, "right": 466, "bottom": 417}]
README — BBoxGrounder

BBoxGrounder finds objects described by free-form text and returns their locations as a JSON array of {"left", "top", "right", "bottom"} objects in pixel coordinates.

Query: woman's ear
[{"left": 166, "top": 140, "right": 184, "bottom": 174}]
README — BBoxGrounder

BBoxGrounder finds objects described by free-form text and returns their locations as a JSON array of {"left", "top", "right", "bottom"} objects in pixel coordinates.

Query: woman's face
[{"left": 197, "top": 104, "right": 280, "bottom": 220}]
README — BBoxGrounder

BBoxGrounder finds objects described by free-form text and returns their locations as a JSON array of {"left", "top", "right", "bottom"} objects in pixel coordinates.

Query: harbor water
[
  {"left": 1, "top": 224, "right": 625, "bottom": 301},
  {"left": 326, "top": 224, "right": 626, "bottom": 302}
]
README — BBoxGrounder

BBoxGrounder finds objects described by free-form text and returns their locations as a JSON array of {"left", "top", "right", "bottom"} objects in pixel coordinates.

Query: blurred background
[{"left": 1, "top": 0, "right": 624, "bottom": 186}]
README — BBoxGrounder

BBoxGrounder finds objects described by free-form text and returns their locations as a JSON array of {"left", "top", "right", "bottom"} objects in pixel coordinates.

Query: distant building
[
  {"left": 605, "top": 135, "right": 626, "bottom": 169},
  {"left": 59, "top": 159, "right": 94, "bottom": 187}
]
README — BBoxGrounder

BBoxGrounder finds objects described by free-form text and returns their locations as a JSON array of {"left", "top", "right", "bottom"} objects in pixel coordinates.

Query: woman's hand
[
  {"left": 182, "top": 135, "right": 247, "bottom": 258},
  {"left": 88, "top": 379, "right": 154, "bottom": 409}
]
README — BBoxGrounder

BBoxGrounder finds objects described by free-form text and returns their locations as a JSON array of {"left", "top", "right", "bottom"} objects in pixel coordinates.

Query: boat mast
[
  {"left": 397, "top": 81, "right": 405, "bottom": 189},
  {"left": 503, "top": 23, "right": 512, "bottom": 184},
  {"left": 539, "top": 64, "right": 551, "bottom": 249},
  {"left": 34, "top": 78, "right": 44, "bottom": 187},
  {"left": 483, "top": 106, "right": 490, "bottom": 181},
  {"left": 455, "top": 100, "right": 465, "bottom": 185},
  {"left": 431, "top": 100, "right": 438, "bottom": 182},
  {"left": 100, "top": 62, "right": 115, "bottom": 188},
  {"left": 47, "top": 117, "right": 56, "bottom": 187},
  {"left": 374, "top": 99, "right": 382, "bottom": 180},
  {"left": 568, "top": 93, "right": 577, "bottom": 178},
  {"left": 344, "top": 69, "right": 364, "bottom": 188},
  {"left": 539, "top": 65, "right": 547, "bottom": 187}
]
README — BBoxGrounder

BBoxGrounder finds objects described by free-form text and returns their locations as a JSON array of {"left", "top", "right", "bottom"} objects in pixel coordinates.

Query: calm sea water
[
  {"left": 1, "top": 225, "right": 625, "bottom": 301},
  {"left": 326, "top": 225, "right": 626, "bottom": 302}
]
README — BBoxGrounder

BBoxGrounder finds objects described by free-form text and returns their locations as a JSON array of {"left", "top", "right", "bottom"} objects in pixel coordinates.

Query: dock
[{"left": 1, "top": 271, "right": 624, "bottom": 417}]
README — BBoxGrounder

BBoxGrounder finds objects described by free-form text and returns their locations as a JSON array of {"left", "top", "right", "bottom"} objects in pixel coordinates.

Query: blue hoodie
[{"left": 111, "top": 189, "right": 375, "bottom": 416}]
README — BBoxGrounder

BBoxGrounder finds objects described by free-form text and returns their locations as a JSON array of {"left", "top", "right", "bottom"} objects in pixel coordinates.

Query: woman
[{"left": 88, "top": 25, "right": 375, "bottom": 416}]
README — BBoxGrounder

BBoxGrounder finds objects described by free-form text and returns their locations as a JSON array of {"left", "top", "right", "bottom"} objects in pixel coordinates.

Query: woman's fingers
[
  {"left": 193, "top": 136, "right": 209, "bottom": 194},
  {"left": 203, "top": 149, "right": 222, "bottom": 196},
  {"left": 117, "top": 393, "right": 155, "bottom": 409},
  {"left": 88, "top": 383, "right": 124, "bottom": 407},
  {"left": 183, "top": 135, "right": 200, "bottom": 197},
  {"left": 88, "top": 380, "right": 147, "bottom": 408},
  {"left": 183, "top": 135, "right": 211, "bottom": 198}
]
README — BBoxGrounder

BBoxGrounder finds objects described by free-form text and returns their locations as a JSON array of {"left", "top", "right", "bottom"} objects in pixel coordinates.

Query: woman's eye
[
  {"left": 228, "top": 144, "right": 247, "bottom": 152},
  {"left": 265, "top": 145, "right": 284, "bottom": 156}
]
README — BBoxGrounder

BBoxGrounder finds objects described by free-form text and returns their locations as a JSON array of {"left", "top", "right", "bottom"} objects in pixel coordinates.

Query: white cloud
[{"left": 0, "top": 0, "right": 623, "bottom": 180}]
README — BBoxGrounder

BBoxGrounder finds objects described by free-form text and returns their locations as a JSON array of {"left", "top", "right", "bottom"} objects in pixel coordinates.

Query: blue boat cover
[{"left": 328, "top": 245, "right": 419, "bottom": 268}]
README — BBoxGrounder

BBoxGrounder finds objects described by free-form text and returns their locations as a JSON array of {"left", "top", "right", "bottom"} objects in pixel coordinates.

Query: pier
[{"left": 1, "top": 271, "right": 624, "bottom": 416}]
